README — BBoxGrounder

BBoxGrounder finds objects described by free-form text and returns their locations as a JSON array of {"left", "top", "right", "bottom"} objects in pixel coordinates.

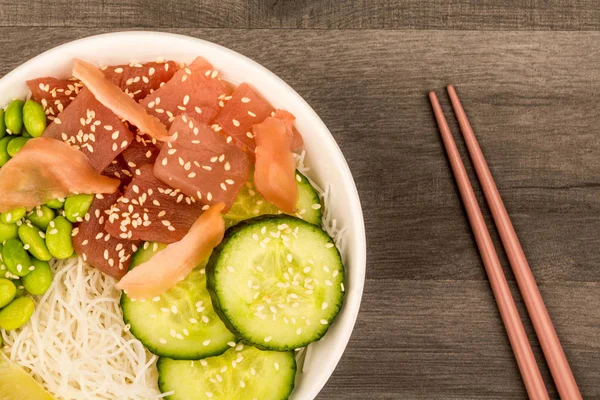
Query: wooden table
[{"left": 2, "top": 1, "right": 600, "bottom": 399}]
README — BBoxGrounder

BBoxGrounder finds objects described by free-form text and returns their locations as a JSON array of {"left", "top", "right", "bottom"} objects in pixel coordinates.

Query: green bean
[
  {"left": 4, "top": 99, "right": 24, "bottom": 135},
  {"left": 46, "top": 216, "right": 73, "bottom": 259},
  {"left": 26, "top": 205, "right": 55, "bottom": 230},
  {"left": 18, "top": 223, "right": 51, "bottom": 261},
  {"left": 45, "top": 198, "right": 65, "bottom": 209},
  {"left": 64, "top": 194, "right": 94, "bottom": 223},
  {"left": 0, "top": 296, "right": 34, "bottom": 330},
  {"left": 0, "top": 207, "right": 27, "bottom": 224},
  {"left": 0, "top": 136, "right": 11, "bottom": 167},
  {"left": 0, "top": 109, "right": 6, "bottom": 140},
  {"left": 0, "top": 278, "right": 16, "bottom": 308},
  {"left": 22, "top": 258, "right": 52, "bottom": 296},
  {"left": 13, "top": 279, "right": 24, "bottom": 297},
  {"left": 6, "top": 137, "right": 29, "bottom": 157},
  {"left": 0, "top": 221, "right": 18, "bottom": 242},
  {"left": 2, "top": 238, "right": 31, "bottom": 277},
  {"left": 22, "top": 100, "right": 47, "bottom": 138}
]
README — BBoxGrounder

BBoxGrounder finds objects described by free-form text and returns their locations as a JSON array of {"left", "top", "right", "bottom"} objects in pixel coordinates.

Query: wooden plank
[
  {"left": 2, "top": 29, "right": 600, "bottom": 283},
  {"left": 2, "top": 0, "right": 600, "bottom": 30},
  {"left": 317, "top": 280, "right": 600, "bottom": 399}
]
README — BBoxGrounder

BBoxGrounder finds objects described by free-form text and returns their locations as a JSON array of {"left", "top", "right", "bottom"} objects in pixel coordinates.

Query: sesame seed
[
  {"left": 246, "top": 132, "right": 253, "bottom": 138},
  {"left": 264, "top": 336, "right": 272, "bottom": 342},
  {"left": 274, "top": 362, "right": 280, "bottom": 371},
  {"left": 203, "top": 340, "right": 211, "bottom": 346},
  {"left": 325, "top": 243, "right": 334, "bottom": 248},
  {"left": 159, "top": 338, "right": 167, "bottom": 344}
]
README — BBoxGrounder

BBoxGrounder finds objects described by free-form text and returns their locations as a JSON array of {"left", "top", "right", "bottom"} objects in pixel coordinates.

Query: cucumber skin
[
  {"left": 156, "top": 351, "right": 297, "bottom": 400},
  {"left": 206, "top": 215, "right": 345, "bottom": 351}
]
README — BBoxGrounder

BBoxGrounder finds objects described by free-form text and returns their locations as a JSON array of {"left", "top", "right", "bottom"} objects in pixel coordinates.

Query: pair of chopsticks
[{"left": 429, "top": 86, "right": 581, "bottom": 400}]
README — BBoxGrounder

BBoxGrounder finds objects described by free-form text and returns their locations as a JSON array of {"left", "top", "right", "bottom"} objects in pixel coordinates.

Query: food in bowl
[{"left": 0, "top": 50, "right": 346, "bottom": 400}]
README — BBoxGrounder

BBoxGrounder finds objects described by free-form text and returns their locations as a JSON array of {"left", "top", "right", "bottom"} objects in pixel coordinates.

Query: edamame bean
[
  {"left": 22, "top": 100, "right": 46, "bottom": 138},
  {"left": 0, "top": 221, "right": 18, "bottom": 242},
  {"left": 46, "top": 216, "right": 73, "bottom": 259},
  {"left": 0, "top": 109, "right": 6, "bottom": 139},
  {"left": 4, "top": 99, "right": 24, "bottom": 135},
  {"left": 21, "top": 129, "right": 32, "bottom": 138},
  {"left": 64, "top": 194, "right": 94, "bottom": 223},
  {"left": 22, "top": 258, "right": 52, "bottom": 296},
  {"left": 2, "top": 238, "right": 31, "bottom": 277},
  {"left": 0, "top": 207, "right": 27, "bottom": 224},
  {"left": 26, "top": 205, "right": 55, "bottom": 230},
  {"left": 0, "top": 136, "right": 11, "bottom": 167},
  {"left": 18, "top": 223, "right": 51, "bottom": 261},
  {"left": 45, "top": 198, "right": 65, "bottom": 209},
  {"left": 0, "top": 278, "right": 16, "bottom": 308},
  {"left": 13, "top": 279, "right": 24, "bottom": 297},
  {"left": 6, "top": 137, "right": 29, "bottom": 157},
  {"left": 0, "top": 296, "right": 34, "bottom": 330}
]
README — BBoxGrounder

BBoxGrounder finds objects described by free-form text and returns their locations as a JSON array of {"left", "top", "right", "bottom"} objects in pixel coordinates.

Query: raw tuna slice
[
  {"left": 102, "top": 155, "right": 132, "bottom": 190},
  {"left": 72, "top": 59, "right": 170, "bottom": 142},
  {"left": 214, "top": 83, "right": 274, "bottom": 153},
  {"left": 121, "top": 134, "right": 160, "bottom": 171},
  {"left": 0, "top": 137, "right": 119, "bottom": 212},
  {"left": 73, "top": 192, "right": 141, "bottom": 279},
  {"left": 139, "top": 56, "right": 227, "bottom": 127},
  {"left": 253, "top": 110, "right": 298, "bottom": 214},
  {"left": 27, "top": 77, "right": 83, "bottom": 122},
  {"left": 116, "top": 203, "right": 225, "bottom": 299},
  {"left": 102, "top": 61, "right": 178, "bottom": 102},
  {"left": 153, "top": 115, "right": 250, "bottom": 211},
  {"left": 104, "top": 164, "right": 204, "bottom": 243},
  {"left": 43, "top": 88, "right": 134, "bottom": 172}
]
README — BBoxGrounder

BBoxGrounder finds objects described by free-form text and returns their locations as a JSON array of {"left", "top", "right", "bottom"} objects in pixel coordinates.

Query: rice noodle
[
  {"left": 1, "top": 150, "right": 346, "bottom": 398},
  {"left": 2, "top": 257, "right": 169, "bottom": 400}
]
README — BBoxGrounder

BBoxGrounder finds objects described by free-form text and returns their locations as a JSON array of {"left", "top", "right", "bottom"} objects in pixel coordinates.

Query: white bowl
[{"left": 0, "top": 31, "right": 366, "bottom": 399}]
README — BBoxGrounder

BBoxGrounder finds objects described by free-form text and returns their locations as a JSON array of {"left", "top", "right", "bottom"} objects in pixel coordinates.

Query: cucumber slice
[
  {"left": 224, "top": 171, "right": 322, "bottom": 228},
  {"left": 158, "top": 344, "right": 296, "bottom": 400},
  {"left": 207, "top": 216, "right": 344, "bottom": 351},
  {"left": 121, "top": 242, "right": 236, "bottom": 359}
]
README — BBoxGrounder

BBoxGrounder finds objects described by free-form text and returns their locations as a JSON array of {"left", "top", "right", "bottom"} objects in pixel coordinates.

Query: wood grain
[
  {"left": 1, "top": 21, "right": 600, "bottom": 400},
  {"left": 320, "top": 280, "right": 600, "bottom": 399},
  {"left": 2, "top": 1, "right": 600, "bottom": 30}
]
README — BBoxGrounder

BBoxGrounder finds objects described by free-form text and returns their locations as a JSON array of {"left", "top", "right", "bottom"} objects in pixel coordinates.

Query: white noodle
[
  {"left": 0, "top": 150, "right": 346, "bottom": 399},
  {"left": 2, "top": 257, "right": 170, "bottom": 400}
]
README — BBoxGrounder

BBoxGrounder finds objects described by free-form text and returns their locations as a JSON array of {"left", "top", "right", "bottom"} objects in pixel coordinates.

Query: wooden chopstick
[
  {"left": 428, "top": 91, "right": 550, "bottom": 400},
  {"left": 446, "top": 85, "right": 582, "bottom": 400}
]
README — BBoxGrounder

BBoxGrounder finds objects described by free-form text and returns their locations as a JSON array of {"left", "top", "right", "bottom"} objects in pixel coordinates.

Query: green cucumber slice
[
  {"left": 158, "top": 344, "right": 296, "bottom": 400},
  {"left": 207, "top": 216, "right": 344, "bottom": 351},
  {"left": 121, "top": 242, "right": 235, "bottom": 359},
  {"left": 224, "top": 171, "right": 322, "bottom": 228}
]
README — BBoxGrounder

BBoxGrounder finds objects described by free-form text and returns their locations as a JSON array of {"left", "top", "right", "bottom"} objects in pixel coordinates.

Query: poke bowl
[{"left": 0, "top": 31, "right": 366, "bottom": 400}]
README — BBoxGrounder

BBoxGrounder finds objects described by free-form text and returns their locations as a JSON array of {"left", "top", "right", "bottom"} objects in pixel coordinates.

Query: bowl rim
[{"left": 0, "top": 30, "right": 367, "bottom": 399}]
